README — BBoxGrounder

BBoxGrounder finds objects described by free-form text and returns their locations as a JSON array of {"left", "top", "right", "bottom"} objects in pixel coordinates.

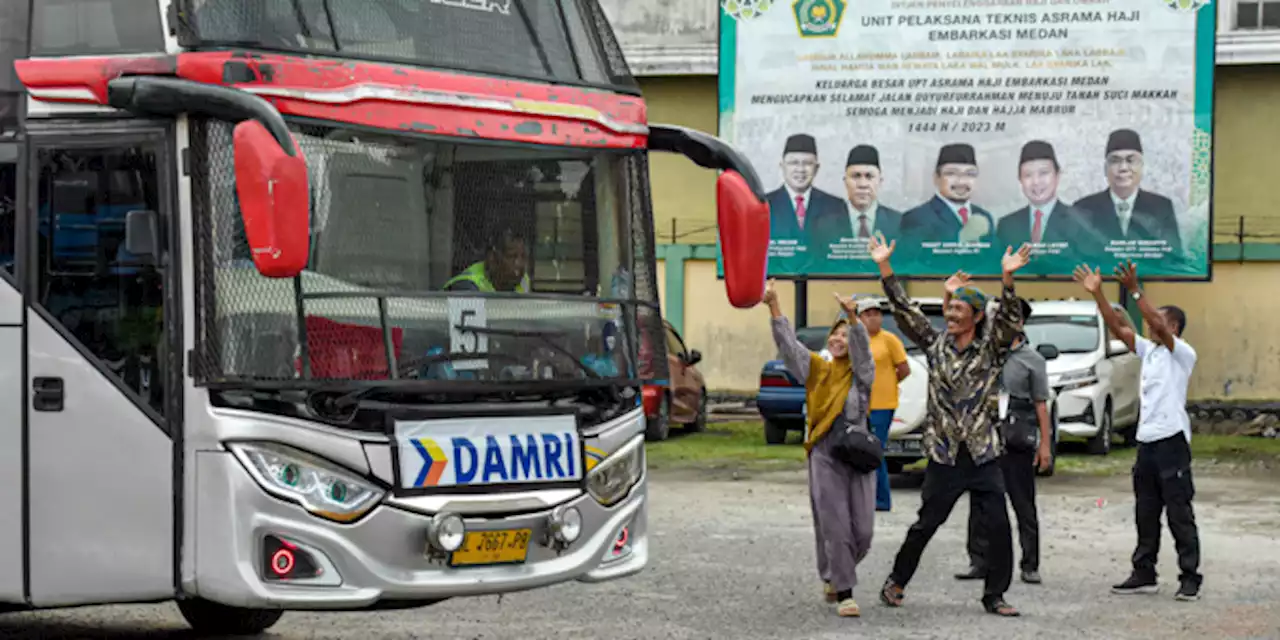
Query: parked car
[
  {"left": 643, "top": 321, "right": 707, "bottom": 441},
  {"left": 1025, "top": 299, "right": 1140, "bottom": 455}
]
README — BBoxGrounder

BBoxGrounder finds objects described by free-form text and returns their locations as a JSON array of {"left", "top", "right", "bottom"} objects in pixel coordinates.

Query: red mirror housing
[
  {"left": 717, "top": 170, "right": 770, "bottom": 308},
  {"left": 233, "top": 120, "right": 310, "bottom": 278}
]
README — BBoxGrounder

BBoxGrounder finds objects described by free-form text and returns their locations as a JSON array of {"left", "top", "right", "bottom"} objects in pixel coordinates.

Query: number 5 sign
[{"left": 448, "top": 298, "right": 488, "bottom": 371}]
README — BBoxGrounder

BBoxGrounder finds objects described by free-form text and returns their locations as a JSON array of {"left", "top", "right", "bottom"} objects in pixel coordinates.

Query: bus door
[
  {"left": 22, "top": 125, "right": 179, "bottom": 606},
  {"left": 0, "top": 139, "right": 22, "bottom": 605}
]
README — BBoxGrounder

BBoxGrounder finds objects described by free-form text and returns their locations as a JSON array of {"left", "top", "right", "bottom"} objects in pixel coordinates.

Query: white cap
[{"left": 855, "top": 298, "right": 881, "bottom": 315}]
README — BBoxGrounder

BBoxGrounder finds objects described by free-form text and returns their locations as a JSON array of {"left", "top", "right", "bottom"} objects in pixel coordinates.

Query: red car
[{"left": 642, "top": 321, "right": 707, "bottom": 441}]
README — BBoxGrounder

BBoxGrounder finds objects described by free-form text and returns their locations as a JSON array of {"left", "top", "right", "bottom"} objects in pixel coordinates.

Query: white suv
[{"left": 1025, "top": 299, "right": 1141, "bottom": 454}]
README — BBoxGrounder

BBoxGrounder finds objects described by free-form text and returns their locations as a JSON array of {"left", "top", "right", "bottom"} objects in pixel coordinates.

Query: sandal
[
  {"left": 837, "top": 598, "right": 861, "bottom": 617},
  {"left": 879, "top": 579, "right": 904, "bottom": 608},
  {"left": 983, "top": 598, "right": 1021, "bottom": 617}
]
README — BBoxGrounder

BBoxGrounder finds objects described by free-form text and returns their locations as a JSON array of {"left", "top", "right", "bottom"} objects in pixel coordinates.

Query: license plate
[
  {"left": 449, "top": 529, "right": 532, "bottom": 567},
  {"left": 886, "top": 439, "right": 922, "bottom": 454}
]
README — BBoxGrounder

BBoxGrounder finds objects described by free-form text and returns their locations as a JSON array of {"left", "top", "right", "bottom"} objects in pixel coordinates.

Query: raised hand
[
  {"left": 867, "top": 232, "right": 895, "bottom": 264},
  {"left": 944, "top": 270, "right": 971, "bottom": 295},
  {"left": 833, "top": 292, "right": 858, "bottom": 319},
  {"left": 761, "top": 279, "right": 778, "bottom": 307},
  {"left": 1001, "top": 243, "right": 1032, "bottom": 274},
  {"left": 1072, "top": 264, "right": 1103, "bottom": 294},
  {"left": 1114, "top": 260, "right": 1140, "bottom": 290}
]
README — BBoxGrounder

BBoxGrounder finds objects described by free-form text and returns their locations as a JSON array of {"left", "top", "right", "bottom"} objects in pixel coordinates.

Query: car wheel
[
  {"left": 177, "top": 598, "right": 283, "bottom": 635},
  {"left": 645, "top": 394, "right": 671, "bottom": 442},
  {"left": 764, "top": 419, "right": 788, "bottom": 445},
  {"left": 688, "top": 389, "right": 708, "bottom": 433},
  {"left": 1087, "top": 400, "right": 1113, "bottom": 455}
]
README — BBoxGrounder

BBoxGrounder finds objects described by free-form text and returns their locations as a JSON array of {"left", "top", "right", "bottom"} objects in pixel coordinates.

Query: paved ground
[{"left": 4, "top": 468, "right": 1280, "bottom": 639}]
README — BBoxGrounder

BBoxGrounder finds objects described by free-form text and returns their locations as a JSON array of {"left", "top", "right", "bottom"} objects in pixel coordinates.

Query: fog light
[
  {"left": 548, "top": 505, "right": 583, "bottom": 544},
  {"left": 428, "top": 512, "right": 466, "bottom": 552},
  {"left": 612, "top": 527, "right": 629, "bottom": 556},
  {"left": 261, "top": 535, "right": 323, "bottom": 582}
]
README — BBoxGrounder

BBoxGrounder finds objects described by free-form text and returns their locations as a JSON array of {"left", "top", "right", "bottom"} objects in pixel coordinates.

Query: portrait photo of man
[
  {"left": 900, "top": 143, "right": 996, "bottom": 247},
  {"left": 765, "top": 133, "right": 845, "bottom": 264},
  {"left": 809, "top": 144, "right": 903, "bottom": 252},
  {"left": 997, "top": 140, "right": 1094, "bottom": 260},
  {"left": 1072, "top": 129, "right": 1181, "bottom": 257}
]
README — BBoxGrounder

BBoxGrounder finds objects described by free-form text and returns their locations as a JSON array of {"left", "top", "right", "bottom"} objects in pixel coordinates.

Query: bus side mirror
[
  {"left": 233, "top": 120, "right": 310, "bottom": 278},
  {"left": 716, "top": 170, "right": 769, "bottom": 308}
]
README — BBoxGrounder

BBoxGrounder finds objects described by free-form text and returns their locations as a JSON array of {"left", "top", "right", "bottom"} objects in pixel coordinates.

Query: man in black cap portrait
[
  {"left": 900, "top": 143, "right": 996, "bottom": 249},
  {"left": 997, "top": 140, "right": 1094, "bottom": 260},
  {"left": 1072, "top": 129, "right": 1181, "bottom": 259},
  {"left": 766, "top": 133, "right": 845, "bottom": 266},
  {"left": 809, "top": 144, "right": 903, "bottom": 252}
]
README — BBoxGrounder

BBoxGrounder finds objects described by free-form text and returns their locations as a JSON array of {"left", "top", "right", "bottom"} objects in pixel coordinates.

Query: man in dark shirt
[
  {"left": 1072, "top": 129, "right": 1181, "bottom": 261},
  {"left": 955, "top": 295, "right": 1053, "bottom": 585},
  {"left": 868, "top": 231, "right": 1032, "bottom": 617}
]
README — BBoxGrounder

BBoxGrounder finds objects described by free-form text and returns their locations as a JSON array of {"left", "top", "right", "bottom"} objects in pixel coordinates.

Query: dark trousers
[
  {"left": 1132, "top": 434, "right": 1201, "bottom": 586},
  {"left": 966, "top": 448, "right": 1039, "bottom": 572},
  {"left": 890, "top": 445, "right": 1013, "bottom": 602}
]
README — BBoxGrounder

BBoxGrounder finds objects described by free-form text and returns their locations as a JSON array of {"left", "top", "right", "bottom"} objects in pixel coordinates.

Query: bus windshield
[
  {"left": 177, "top": 0, "right": 635, "bottom": 91},
  {"left": 193, "top": 119, "right": 659, "bottom": 388}
]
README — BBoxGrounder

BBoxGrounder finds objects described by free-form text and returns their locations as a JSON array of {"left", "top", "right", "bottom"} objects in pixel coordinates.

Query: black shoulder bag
[
  {"left": 828, "top": 414, "right": 884, "bottom": 474},
  {"left": 1002, "top": 397, "right": 1040, "bottom": 453}
]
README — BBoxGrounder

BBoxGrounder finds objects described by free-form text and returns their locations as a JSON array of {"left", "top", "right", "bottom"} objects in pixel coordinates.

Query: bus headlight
[
  {"left": 586, "top": 436, "right": 645, "bottom": 507},
  {"left": 229, "top": 442, "right": 386, "bottom": 523}
]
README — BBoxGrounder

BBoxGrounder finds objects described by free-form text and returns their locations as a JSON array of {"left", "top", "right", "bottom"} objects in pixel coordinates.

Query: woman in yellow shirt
[{"left": 855, "top": 298, "right": 911, "bottom": 511}]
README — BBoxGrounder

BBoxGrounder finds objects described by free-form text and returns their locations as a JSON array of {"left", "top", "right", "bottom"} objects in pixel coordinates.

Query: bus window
[{"left": 32, "top": 0, "right": 164, "bottom": 56}]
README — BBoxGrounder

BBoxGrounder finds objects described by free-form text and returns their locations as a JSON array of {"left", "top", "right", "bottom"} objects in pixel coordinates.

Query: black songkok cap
[
  {"left": 1019, "top": 140, "right": 1057, "bottom": 166},
  {"left": 783, "top": 134, "right": 818, "bottom": 155},
  {"left": 936, "top": 143, "right": 976, "bottom": 168},
  {"left": 846, "top": 144, "right": 880, "bottom": 168},
  {"left": 1106, "top": 129, "right": 1142, "bottom": 155}
]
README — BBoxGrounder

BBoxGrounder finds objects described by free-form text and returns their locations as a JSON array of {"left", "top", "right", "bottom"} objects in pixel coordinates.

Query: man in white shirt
[{"left": 1073, "top": 260, "right": 1201, "bottom": 603}]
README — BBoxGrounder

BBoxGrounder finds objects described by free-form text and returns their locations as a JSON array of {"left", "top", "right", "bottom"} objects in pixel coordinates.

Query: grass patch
[
  {"left": 649, "top": 421, "right": 1280, "bottom": 477},
  {"left": 646, "top": 421, "right": 805, "bottom": 472}
]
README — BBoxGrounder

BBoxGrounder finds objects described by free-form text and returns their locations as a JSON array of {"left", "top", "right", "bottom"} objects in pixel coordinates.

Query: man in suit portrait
[
  {"left": 765, "top": 133, "right": 845, "bottom": 268},
  {"left": 900, "top": 143, "right": 997, "bottom": 253},
  {"left": 809, "top": 144, "right": 904, "bottom": 252},
  {"left": 997, "top": 140, "right": 1093, "bottom": 261},
  {"left": 1072, "top": 129, "right": 1181, "bottom": 261}
]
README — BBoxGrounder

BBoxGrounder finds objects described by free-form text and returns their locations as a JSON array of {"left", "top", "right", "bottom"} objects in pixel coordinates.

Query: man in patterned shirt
[{"left": 867, "top": 232, "right": 1033, "bottom": 618}]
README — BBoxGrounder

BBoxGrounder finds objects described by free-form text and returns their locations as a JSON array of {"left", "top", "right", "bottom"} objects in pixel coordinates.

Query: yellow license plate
[{"left": 449, "top": 529, "right": 532, "bottom": 567}]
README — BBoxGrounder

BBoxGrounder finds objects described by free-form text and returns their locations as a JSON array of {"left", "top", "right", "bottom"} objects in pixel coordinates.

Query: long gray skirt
[{"left": 808, "top": 432, "right": 877, "bottom": 593}]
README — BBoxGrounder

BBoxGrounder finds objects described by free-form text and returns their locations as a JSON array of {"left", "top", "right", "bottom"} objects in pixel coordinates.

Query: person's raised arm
[
  {"left": 868, "top": 232, "right": 939, "bottom": 349},
  {"left": 1073, "top": 264, "right": 1135, "bottom": 353},
  {"left": 1115, "top": 261, "right": 1175, "bottom": 352},
  {"left": 764, "top": 280, "right": 815, "bottom": 382},
  {"left": 990, "top": 244, "right": 1033, "bottom": 350},
  {"left": 835, "top": 294, "right": 876, "bottom": 397}
]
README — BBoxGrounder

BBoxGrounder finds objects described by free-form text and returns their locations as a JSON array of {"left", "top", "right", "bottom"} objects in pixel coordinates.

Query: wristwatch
[{"left": 1130, "top": 290, "right": 1143, "bottom": 301}]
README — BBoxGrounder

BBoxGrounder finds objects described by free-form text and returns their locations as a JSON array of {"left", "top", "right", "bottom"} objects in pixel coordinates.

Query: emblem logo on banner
[
  {"left": 793, "top": 0, "right": 846, "bottom": 37},
  {"left": 721, "top": 0, "right": 775, "bottom": 20},
  {"left": 1164, "top": 0, "right": 1205, "bottom": 11}
]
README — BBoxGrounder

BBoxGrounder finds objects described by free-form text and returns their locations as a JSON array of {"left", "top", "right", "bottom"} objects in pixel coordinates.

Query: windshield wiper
[{"left": 455, "top": 325, "right": 601, "bottom": 380}]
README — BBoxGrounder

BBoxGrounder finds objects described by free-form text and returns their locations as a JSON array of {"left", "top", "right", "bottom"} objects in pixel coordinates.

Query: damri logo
[
  {"left": 793, "top": 0, "right": 846, "bottom": 38},
  {"left": 428, "top": 0, "right": 512, "bottom": 15},
  {"left": 410, "top": 433, "right": 579, "bottom": 487}
]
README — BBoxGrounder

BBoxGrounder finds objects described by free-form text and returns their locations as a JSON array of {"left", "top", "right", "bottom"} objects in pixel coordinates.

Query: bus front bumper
[{"left": 190, "top": 452, "right": 648, "bottom": 610}]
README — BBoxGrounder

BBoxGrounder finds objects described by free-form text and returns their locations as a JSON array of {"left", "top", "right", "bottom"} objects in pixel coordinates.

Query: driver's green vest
[{"left": 443, "top": 262, "right": 529, "bottom": 293}]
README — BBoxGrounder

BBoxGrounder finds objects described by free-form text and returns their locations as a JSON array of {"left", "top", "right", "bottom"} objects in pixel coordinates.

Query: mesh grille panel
[{"left": 191, "top": 119, "right": 661, "bottom": 386}]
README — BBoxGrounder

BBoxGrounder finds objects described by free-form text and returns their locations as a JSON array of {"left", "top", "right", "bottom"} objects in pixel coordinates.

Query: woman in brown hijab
[{"left": 763, "top": 281, "right": 876, "bottom": 617}]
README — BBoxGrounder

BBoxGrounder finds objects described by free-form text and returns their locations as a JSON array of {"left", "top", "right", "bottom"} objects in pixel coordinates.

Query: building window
[{"left": 1237, "top": 0, "right": 1280, "bottom": 28}]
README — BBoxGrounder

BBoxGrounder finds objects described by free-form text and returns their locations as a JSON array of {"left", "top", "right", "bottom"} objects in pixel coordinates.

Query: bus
[{"left": 0, "top": 0, "right": 769, "bottom": 635}]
